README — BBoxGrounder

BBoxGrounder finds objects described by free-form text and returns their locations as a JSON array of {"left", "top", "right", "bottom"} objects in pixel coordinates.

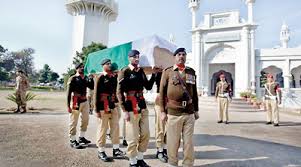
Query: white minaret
[
  {"left": 280, "top": 22, "right": 290, "bottom": 48},
  {"left": 66, "top": 0, "right": 118, "bottom": 57},
  {"left": 189, "top": 0, "right": 200, "bottom": 28},
  {"left": 245, "top": 0, "right": 255, "bottom": 23},
  {"left": 245, "top": 0, "right": 256, "bottom": 93}
]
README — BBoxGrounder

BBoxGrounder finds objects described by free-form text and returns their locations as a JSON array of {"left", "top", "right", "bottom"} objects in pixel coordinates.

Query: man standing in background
[{"left": 15, "top": 70, "right": 30, "bottom": 113}]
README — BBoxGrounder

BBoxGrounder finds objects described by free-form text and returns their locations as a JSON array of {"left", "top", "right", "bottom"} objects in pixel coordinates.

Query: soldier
[
  {"left": 264, "top": 73, "right": 282, "bottom": 126},
  {"left": 215, "top": 73, "right": 232, "bottom": 124},
  {"left": 154, "top": 70, "right": 168, "bottom": 163},
  {"left": 117, "top": 50, "right": 157, "bottom": 167},
  {"left": 67, "top": 63, "right": 94, "bottom": 149},
  {"left": 160, "top": 48, "right": 199, "bottom": 167},
  {"left": 15, "top": 70, "right": 30, "bottom": 113},
  {"left": 94, "top": 59, "right": 125, "bottom": 162}
]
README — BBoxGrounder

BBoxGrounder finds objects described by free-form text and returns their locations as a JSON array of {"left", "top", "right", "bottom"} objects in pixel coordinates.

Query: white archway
[{"left": 291, "top": 65, "right": 301, "bottom": 88}]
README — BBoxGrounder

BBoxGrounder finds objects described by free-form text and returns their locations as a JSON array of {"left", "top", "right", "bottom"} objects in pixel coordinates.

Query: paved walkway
[{"left": 0, "top": 104, "right": 301, "bottom": 167}]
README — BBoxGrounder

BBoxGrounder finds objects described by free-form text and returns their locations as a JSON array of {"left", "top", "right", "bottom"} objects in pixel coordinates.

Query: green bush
[{"left": 6, "top": 91, "right": 37, "bottom": 104}]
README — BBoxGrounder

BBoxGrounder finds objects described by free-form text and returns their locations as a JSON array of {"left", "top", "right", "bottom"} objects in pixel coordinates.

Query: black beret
[
  {"left": 128, "top": 50, "right": 140, "bottom": 57},
  {"left": 173, "top": 48, "right": 186, "bottom": 56},
  {"left": 75, "top": 63, "right": 84, "bottom": 69},
  {"left": 101, "top": 58, "right": 111, "bottom": 66}
]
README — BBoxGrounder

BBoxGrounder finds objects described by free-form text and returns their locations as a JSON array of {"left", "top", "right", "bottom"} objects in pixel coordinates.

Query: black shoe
[
  {"left": 113, "top": 148, "right": 125, "bottom": 158},
  {"left": 129, "top": 164, "right": 138, "bottom": 167},
  {"left": 266, "top": 122, "right": 272, "bottom": 125},
  {"left": 98, "top": 151, "right": 113, "bottom": 162},
  {"left": 217, "top": 120, "right": 223, "bottom": 123},
  {"left": 122, "top": 139, "right": 128, "bottom": 146},
  {"left": 14, "top": 109, "right": 20, "bottom": 113},
  {"left": 70, "top": 140, "right": 84, "bottom": 149},
  {"left": 78, "top": 137, "right": 91, "bottom": 146},
  {"left": 274, "top": 123, "right": 279, "bottom": 127},
  {"left": 224, "top": 121, "right": 229, "bottom": 124},
  {"left": 106, "top": 133, "right": 111, "bottom": 140},
  {"left": 137, "top": 159, "right": 150, "bottom": 167},
  {"left": 156, "top": 151, "right": 168, "bottom": 163},
  {"left": 163, "top": 149, "right": 168, "bottom": 157}
]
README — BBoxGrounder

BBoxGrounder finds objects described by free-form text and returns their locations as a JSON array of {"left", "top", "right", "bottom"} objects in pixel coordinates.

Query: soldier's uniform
[
  {"left": 215, "top": 76, "right": 232, "bottom": 124},
  {"left": 117, "top": 60, "right": 155, "bottom": 167},
  {"left": 154, "top": 72, "right": 168, "bottom": 162},
  {"left": 87, "top": 87, "right": 94, "bottom": 114},
  {"left": 94, "top": 65, "right": 125, "bottom": 161},
  {"left": 160, "top": 64, "right": 199, "bottom": 167},
  {"left": 67, "top": 71, "right": 94, "bottom": 148},
  {"left": 264, "top": 74, "right": 282, "bottom": 126},
  {"left": 15, "top": 73, "right": 30, "bottom": 113}
]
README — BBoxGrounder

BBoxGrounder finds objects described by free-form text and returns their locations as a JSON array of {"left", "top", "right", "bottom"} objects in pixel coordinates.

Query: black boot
[
  {"left": 113, "top": 148, "right": 125, "bottom": 158},
  {"left": 156, "top": 151, "right": 168, "bottom": 163},
  {"left": 266, "top": 121, "right": 272, "bottom": 125},
  {"left": 78, "top": 137, "right": 91, "bottom": 147},
  {"left": 137, "top": 159, "right": 150, "bottom": 167},
  {"left": 122, "top": 139, "right": 128, "bottom": 146},
  {"left": 98, "top": 151, "right": 113, "bottom": 162},
  {"left": 14, "top": 106, "right": 20, "bottom": 113},
  {"left": 20, "top": 107, "right": 27, "bottom": 113},
  {"left": 217, "top": 120, "right": 223, "bottom": 123},
  {"left": 70, "top": 140, "right": 84, "bottom": 149},
  {"left": 163, "top": 149, "right": 168, "bottom": 157}
]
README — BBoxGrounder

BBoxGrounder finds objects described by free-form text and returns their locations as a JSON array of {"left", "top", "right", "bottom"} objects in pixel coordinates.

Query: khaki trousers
[
  {"left": 167, "top": 114, "right": 195, "bottom": 167},
  {"left": 218, "top": 97, "right": 229, "bottom": 122},
  {"left": 96, "top": 108, "right": 120, "bottom": 147},
  {"left": 116, "top": 104, "right": 126, "bottom": 139},
  {"left": 16, "top": 90, "right": 26, "bottom": 107},
  {"left": 69, "top": 101, "right": 89, "bottom": 138},
  {"left": 265, "top": 99, "right": 279, "bottom": 124},
  {"left": 126, "top": 109, "right": 150, "bottom": 158},
  {"left": 154, "top": 104, "right": 166, "bottom": 148}
]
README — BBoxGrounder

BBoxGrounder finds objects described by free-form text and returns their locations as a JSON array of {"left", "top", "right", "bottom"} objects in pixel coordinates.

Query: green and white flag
[{"left": 84, "top": 35, "right": 177, "bottom": 74}]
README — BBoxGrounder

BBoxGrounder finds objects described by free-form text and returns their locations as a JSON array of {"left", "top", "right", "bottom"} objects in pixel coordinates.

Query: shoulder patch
[{"left": 164, "top": 66, "right": 173, "bottom": 71}]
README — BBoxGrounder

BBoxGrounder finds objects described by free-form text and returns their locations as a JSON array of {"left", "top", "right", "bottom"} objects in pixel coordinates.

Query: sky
[{"left": 1, "top": 0, "right": 301, "bottom": 76}]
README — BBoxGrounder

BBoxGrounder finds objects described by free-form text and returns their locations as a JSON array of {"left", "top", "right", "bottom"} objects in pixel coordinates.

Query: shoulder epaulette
[{"left": 164, "top": 66, "right": 173, "bottom": 71}]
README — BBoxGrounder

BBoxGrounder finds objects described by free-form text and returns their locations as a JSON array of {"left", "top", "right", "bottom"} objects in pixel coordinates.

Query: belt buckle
[{"left": 182, "top": 101, "right": 187, "bottom": 107}]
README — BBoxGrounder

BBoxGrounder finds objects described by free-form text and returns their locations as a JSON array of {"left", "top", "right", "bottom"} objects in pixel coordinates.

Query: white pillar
[
  {"left": 236, "top": 27, "right": 250, "bottom": 96},
  {"left": 283, "top": 59, "right": 291, "bottom": 89},
  {"left": 250, "top": 29, "right": 256, "bottom": 93},
  {"left": 247, "top": 2, "right": 254, "bottom": 23},
  {"left": 194, "top": 31, "right": 202, "bottom": 89}
]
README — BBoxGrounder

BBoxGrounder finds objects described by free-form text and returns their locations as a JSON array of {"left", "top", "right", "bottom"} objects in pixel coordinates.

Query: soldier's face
[
  {"left": 267, "top": 77, "right": 273, "bottom": 82},
  {"left": 220, "top": 76, "right": 225, "bottom": 81},
  {"left": 129, "top": 55, "right": 140, "bottom": 66},
  {"left": 77, "top": 65, "right": 84, "bottom": 74},
  {"left": 175, "top": 52, "right": 186, "bottom": 65},
  {"left": 103, "top": 62, "right": 112, "bottom": 71}
]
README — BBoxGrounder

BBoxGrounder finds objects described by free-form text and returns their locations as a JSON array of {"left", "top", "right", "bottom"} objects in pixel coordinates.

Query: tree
[
  {"left": 12, "top": 48, "right": 35, "bottom": 77},
  {"left": 38, "top": 64, "right": 52, "bottom": 83},
  {"left": 0, "top": 67, "right": 9, "bottom": 81},
  {"left": 72, "top": 42, "right": 107, "bottom": 66},
  {"left": 49, "top": 72, "right": 59, "bottom": 82}
]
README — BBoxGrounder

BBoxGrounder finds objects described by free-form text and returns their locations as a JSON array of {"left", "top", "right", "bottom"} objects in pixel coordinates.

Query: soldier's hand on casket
[
  {"left": 125, "top": 112, "right": 130, "bottom": 122},
  {"left": 67, "top": 107, "right": 72, "bottom": 113},
  {"left": 194, "top": 112, "right": 199, "bottom": 120},
  {"left": 160, "top": 112, "right": 167, "bottom": 122}
]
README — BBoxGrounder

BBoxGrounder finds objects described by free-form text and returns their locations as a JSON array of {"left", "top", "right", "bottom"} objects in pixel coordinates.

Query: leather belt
[{"left": 168, "top": 99, "right": 192, "bottom": 107}]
